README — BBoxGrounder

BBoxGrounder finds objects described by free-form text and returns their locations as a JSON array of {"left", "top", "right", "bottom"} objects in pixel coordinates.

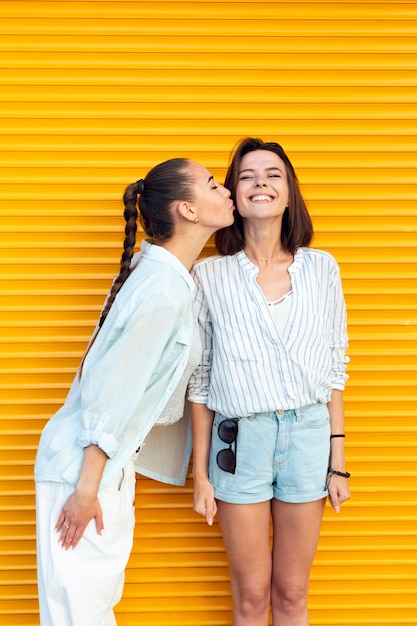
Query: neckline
[{"left": 267, "top": 290, "right": 293, "bottom": 307}]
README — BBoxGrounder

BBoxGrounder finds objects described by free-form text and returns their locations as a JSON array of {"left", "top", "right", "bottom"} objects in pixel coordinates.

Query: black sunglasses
[{"left": 216, "top": 418, "right": 238, "bottom": 474}]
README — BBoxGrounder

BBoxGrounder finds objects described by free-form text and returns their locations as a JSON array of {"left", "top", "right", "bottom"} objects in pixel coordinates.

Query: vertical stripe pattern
[{"left": 189, "top": 248, "right": 348, "bottom": 415}]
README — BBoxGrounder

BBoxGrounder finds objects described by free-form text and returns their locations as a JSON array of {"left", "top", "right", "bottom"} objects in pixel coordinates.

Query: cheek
[
  {"left": 281, "top": 182, "right": 290, "bottom": 203},
  {"left": 235, "top": 186, "right": 247, "bottom": 209}
]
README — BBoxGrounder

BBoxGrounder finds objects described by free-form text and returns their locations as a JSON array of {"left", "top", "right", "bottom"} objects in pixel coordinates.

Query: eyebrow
[
  {"left": 207, "top": 175, "right": 214, "bottom": 185},
  {"left": 239, "top": 166, "right": 283, "bottom": 175}
]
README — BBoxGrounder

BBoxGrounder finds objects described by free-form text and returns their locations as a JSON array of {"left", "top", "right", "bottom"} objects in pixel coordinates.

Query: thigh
[
  {"left": 271, "top": 498, "right": 325, "bottom": 591},
  {"left": 217, "top": 500, "right": 272, "bottom": 593}
]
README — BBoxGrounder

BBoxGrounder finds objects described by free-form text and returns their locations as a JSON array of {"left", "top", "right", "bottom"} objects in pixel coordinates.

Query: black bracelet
[
  {"left": 327, "top": 467, "right": 351, "bottom": 478},
  {"left": 330, "top": 434, "right": 345, "bottom": 439}
]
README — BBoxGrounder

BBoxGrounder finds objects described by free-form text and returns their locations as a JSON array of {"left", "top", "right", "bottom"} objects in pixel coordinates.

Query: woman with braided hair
[{"left": 34, "top": 157, "right": 234, "bottom": 626}]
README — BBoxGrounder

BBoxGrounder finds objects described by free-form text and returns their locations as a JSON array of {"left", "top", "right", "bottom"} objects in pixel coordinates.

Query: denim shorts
[{"left": 209, "top": 403, "right": 331, "bottom": 504}]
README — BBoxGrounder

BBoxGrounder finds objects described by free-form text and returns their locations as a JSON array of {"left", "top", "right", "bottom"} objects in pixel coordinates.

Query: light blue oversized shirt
[
  {"left": 35, "top": 240, "right": 195, "bottom": 489},
  {"left": 188, "top": 247, "right": 349, "bottom": 417}
]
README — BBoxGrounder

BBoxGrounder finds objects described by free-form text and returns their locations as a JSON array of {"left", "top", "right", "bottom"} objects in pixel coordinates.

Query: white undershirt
[{"left": 267, "top": 290, "right": 293, "bottom": 335}]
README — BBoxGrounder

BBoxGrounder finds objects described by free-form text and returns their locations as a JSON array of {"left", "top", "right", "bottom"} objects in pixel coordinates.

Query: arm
[
  {"left": 56, "top": 444, "right": 108, "bottom": 550},
  {"left": 189, "top": 266, "right": 217, "bottom": 524},
  {"left": 57, "top": 292, "right": 188, "bottom": 548},
  {"left": 327, "top": 389, "right": 350, "bottom": 513},
  {"left": 326, "top": 258, "right": 350, "bottom": 513},
  {"left": 191, "top": 402, "right": 216, "bottom": 525}
]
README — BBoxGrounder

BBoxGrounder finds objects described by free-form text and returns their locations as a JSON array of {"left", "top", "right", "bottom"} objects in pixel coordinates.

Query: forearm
[
  {"left": 76, "top": 444, "right": 108, "bottom": 497},
  {"left": 327, "top": 389, "right": 346, "bottom": 472},
  {"left": 191, "top": 402, "right": 217, "bottom": 525},
  {"left": 191, "top": 402, "right": 214, "bottom": 481},
  {"left": 57, "top": 444, "right": 109, "bottom": 549}
]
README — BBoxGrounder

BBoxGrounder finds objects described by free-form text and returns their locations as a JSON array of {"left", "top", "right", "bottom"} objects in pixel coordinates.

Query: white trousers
[{"left": 36, "top": 458, "right": 136, "bottom": 626}]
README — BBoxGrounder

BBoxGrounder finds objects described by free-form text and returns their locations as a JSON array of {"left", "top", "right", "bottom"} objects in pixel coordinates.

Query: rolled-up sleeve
[
  {"left": 188, "top": 268, "right": 213, "bottom": 404},
  {"left": 328, "top": 264, "right": 349, "bottom": 390}
]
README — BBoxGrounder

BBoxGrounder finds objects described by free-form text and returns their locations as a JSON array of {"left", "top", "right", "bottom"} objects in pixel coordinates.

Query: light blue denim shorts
[{"left": 209, "top": 403, "right": 331, "bottom": 504}]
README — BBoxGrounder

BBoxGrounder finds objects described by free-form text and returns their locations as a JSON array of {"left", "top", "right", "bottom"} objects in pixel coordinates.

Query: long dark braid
[{"left": 98, "top": 183, "right": 138, "bottom": 328}]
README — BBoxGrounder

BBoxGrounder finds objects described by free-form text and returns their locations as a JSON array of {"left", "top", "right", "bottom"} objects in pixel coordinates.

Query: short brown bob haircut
[{"left": 216, "top": 137, "right": 313, "bottom": 256}]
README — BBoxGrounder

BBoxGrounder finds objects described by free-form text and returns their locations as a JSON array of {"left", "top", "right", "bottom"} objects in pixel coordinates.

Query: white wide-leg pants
[{"left": 36, "top": 458, "right": 136, "bottom": 626}]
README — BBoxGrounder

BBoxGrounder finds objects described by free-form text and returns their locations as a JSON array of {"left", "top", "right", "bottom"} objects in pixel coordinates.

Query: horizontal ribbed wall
[{"left": 0, "top": 2, "right": 416, "bottom": 625}]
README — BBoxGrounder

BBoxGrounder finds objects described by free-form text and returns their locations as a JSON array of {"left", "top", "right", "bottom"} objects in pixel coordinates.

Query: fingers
[
  {"left": 57, "top": 519, "right": 79, "bottom": 550},
  {"left": 328, "top": 491, "right": 341, "bottom": 514},
  {"left": 94, "top": 509, "right": 105, "bottom": 536},
  {"left": 194, "top": 499, "right": 216, "bottom": 525},
  {"left": 55, "top": 512, "right": 77, "bottom": 549},
  {"left": 205, "top": 500, "right": 217, "bottom": 526},
  {"left": 328, "top": 476, "right": 351, "bottom": 513},
  {"left": 193, "top": 484, "right": 217, "bottom": 526},
  {"left": 56, "top": 508, "right": 104, "bottom": 551}
]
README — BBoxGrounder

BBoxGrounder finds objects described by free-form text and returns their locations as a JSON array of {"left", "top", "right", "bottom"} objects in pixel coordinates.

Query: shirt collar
[
  {"left": 140, "top": 238, "right": 195, "bottom": 291},
  {"left": 235, "top": 247, "right": 304, "bottom": 276},
  {"left": 236, "top": 250, "right": 259, "bottom": 275}
]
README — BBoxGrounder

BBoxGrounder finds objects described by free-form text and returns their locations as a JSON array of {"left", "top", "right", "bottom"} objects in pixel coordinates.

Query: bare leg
[
  {"left": 217, "top": 499, "right": 272, "bottom": 626},
  {"left": 271, "top": 498, "right": 326, "bottom": 625}
]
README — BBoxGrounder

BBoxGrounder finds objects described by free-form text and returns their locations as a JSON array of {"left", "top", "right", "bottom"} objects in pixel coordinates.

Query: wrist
[
  {"left": 75, "top": 479, "right": 99, "bottom": 497},
  {"left": 327, "top": 467, "right": 351, "bottom": 478},
  {"left": 193, "top": 470, "right": 210, "bottom": 483}
]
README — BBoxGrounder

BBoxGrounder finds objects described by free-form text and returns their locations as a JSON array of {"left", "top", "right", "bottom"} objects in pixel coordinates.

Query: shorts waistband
[{"left": 239, "top": 403, "right": 321, "bottom": 420}]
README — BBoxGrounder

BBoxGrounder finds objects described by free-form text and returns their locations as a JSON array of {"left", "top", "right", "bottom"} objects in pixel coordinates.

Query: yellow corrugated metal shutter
[{"left": 0, "top": 1, "right": 416, "bottom": 625}]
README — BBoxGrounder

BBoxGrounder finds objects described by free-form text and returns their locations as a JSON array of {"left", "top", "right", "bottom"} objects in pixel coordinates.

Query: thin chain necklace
[{"left": 245, "top": 250, "right": 282, "bottom": 263}]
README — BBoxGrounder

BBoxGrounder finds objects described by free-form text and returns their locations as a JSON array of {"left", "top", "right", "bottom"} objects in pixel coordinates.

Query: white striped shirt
[{"left": 188, "top": 248, "right": 349, "bottom": 417}]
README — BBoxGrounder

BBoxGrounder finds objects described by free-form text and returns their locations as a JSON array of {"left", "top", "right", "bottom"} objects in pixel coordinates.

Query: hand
[
  {"left": 55, "top": 488, "right": 104, "bottom": 550},
  {"left": 327, "top": 474, "right": 351, "bottom": 513},
  {"left": 193, "top": 478, "right": 217, "bottom": 526}
]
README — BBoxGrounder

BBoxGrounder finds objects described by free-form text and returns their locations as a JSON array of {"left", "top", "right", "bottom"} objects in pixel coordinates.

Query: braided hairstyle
[{"left": 79, "top": 157, "right": 194, "bottom": 377}]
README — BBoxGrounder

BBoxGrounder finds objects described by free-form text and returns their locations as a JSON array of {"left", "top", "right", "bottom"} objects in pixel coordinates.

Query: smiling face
[{"left": 235, "top": 150, "right": 289, "bottom": 222}]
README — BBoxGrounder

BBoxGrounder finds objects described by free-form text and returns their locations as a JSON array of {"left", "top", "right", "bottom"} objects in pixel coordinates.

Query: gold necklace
[{"left": 245, "top": 250, "right": 282, "bottom": 262}]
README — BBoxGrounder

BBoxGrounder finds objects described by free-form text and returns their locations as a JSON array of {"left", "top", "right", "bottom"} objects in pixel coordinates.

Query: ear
[{"left": 177, "top": 200, "right": 197, "bottom": 224}]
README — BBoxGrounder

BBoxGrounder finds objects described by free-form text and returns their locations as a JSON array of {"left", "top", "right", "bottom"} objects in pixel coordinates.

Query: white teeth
[{"left": 251, "top": 195, "right": 271, "bottom": 202}]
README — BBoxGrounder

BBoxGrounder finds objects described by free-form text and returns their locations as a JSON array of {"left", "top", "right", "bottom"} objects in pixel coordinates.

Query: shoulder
[
  {"left": 296, "top": 247, "right": 340, "bottom": 273},
  {"left": 192, "top": 253, "right": 239, "bottom": 276},
  {"left": 193, "top": 254, "right": 225, "bottom": 269},
  {"left": 191, "top": 255, "right": 242, "bottom": 291},
  {"left": 118, "top": 259, "right": 192, "bottom": 322}
]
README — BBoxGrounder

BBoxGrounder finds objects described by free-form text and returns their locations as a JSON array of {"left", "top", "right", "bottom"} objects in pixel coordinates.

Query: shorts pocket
[{"left": 298, "top": 403, "right": 329, "bottom": 429}]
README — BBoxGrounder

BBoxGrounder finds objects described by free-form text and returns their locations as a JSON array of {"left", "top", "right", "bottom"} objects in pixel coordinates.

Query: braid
[
  {"left": 99, "top": 184, "right": 138, "bottom": 327},
  {"left": 78, "top": 183, "right": 139, "bottom": 378}
]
